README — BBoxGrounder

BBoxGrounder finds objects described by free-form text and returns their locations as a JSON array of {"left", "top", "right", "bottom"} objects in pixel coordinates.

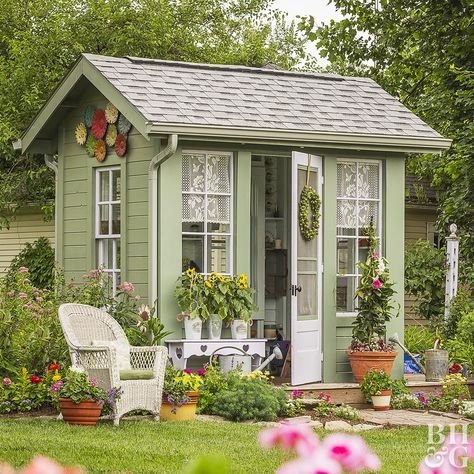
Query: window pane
[
  {"left": 182, "top": 235, "right": 204, "bottom": 273},
  {"left": 337, "top": 163, "right": 357, "bottom": 198},
  {"left": 183, "top": 222, "right": 204, "bottom": 233},
  {"left": 182, "top": 154, "right": 206, "bottom": 192},
  {"left": 208, "top": 235, "right": 230, "bottom": 274},
  {"left": 358, "top": 201, "right": 378, "bottom": 229},
  {"left": 182, "top": 194, "right": 204, "bottom": 223},
  {"left": 115, "top": 239, "right": 121, "bottom": 269},
  {"left": 111, "top": 204, "right": 120, "bottom": 234},
  {"left": 99, "top": 204, "right": 109, "bottom": 235},
  {"left": 337, "top": 199, "right": 357, "bottom": 229},
  {"left": 207, "top": 195, "right": 230, "bottom": 224},
  {"left": 336, "top": 276, "right": 356, "bottom": 312},
  {"left": 297, "top": 273, "right": 318, "bottom": 320},
  {"left": 206, "top": 154, "right": 230, "bottom": 193},
  {"left": 207, "top": 223, "right": 230, "bottom": 233},
  {"left": 337, "top": 238, "right": 356, "bottom": 275},
  {"left": 100, "top": 171, "right": 109, "bottom": 202},
  {"left": 112, "top": 170, "right": 121, "bottom": 200},
  {"left": 358, "top": 164, "right": 379, "bottom": 199}
]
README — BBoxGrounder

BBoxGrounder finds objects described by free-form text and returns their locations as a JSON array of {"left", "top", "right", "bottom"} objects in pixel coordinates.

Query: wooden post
[{"left": 445, "top": 223, "right": 459, "bottom": 319}]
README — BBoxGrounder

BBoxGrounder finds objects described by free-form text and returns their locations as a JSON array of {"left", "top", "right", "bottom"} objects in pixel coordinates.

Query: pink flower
[
  {"left": 259, "top": 424, "right": 319, "bottom": 457},
  {"left": 418, "top": 452, "right": 464, "bottom": 474},
  {"left": 20, "top": 455, "right": 67, "bottom": 474},
  {"left": 50, "top": 381, "right": 63, "bottom": 392},
  {"left": 292, "top": 390, "right": 304, "bottom": 399},
  {"left": 119, "top": 281, "right": 135, "bottom": 293},
  {"left": 6, "top": 291, "right": 14, "bottom": 297},
  {"left": 322, "top": 433, "right": 381, "bottom": 472},
  {"left": 372, "top": 252, "right": 380, "bottom": 259},
  {"left": 90, "top": 378, "right": 97, "bottom": 387},
  {"left": 373, "top": 278, "right": 381, "bottom": 289},
  {"left": 17, "top": 293, "right": 28, "bottom": 299},
  {"left": 18, "top": 267, "right": 29, "bottom": 274},
  {"left": 23, "top": 301, "right": 34, "bottom": 310},
  {"left": 196, "top": 369, "right": 206, "bottom": 376},
  {"left": 277, "top": 452, "right": 343, "bottom": 474},
  {"left": 183, "top": 368, "right": 193, "bottom": 375},
  {"left": 36, "top": 297, "right": 43, "bottom": 303},
  {"left": 2, "top": 378, "right": 11, "bottom": 386}
]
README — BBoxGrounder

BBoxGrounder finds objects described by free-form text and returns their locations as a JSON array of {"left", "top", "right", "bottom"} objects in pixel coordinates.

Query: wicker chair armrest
[
  {"left": 129, "top": 346, "right": 168, "bottom": 373},
  {"left": 71, "top": 345, "right": 120, "bottom": 386}
]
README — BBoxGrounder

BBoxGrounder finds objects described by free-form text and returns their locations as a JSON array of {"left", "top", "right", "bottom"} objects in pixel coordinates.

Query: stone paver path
[{"left": 360, "top": 409, "right": 473, "bottom": 427}]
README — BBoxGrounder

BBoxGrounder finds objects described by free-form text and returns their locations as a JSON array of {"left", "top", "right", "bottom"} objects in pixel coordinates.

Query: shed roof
[{"left": 16, "top": 54, "right": 452, "bottom": 154}]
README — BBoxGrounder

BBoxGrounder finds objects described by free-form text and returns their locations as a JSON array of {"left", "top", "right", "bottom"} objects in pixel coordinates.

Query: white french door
[{"left": 290, "top": 152, "right": 323, "bottom": 386}]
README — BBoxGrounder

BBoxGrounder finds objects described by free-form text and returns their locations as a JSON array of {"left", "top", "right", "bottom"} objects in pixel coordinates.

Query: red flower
[
  {"left": 449, "top": 363, "right": 462, "bottom": 374},
  {"left": 91, "top": 109, "right": 107, "bottom": 139},
  {"left": 373, "top": 278, "right": 381, "bottom": 289},
  {"left": 115, "top": 133, "right": 127, "bottom": 157},
  {"left": 29, "top": 375, "right": 42, "bottom": 385},
  {"left": 49, "top": 363, "right": 59, "bottom": 371}
]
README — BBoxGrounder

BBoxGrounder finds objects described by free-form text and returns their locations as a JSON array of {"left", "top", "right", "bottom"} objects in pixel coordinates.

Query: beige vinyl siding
[
  {"left": 0, "top": 210, "right": 54, "bottom": 276},
  {"left": 404, "top": 206, "right": 438, "bottom": 326}
]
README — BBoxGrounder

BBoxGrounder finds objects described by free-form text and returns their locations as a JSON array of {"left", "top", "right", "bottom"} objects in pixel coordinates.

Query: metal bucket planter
[
  {"left": 230, "top": 319, "right": 248, "bottom": 340},
  {"left": 208, "top": 314, "right": 222, "bottom": 340},
  {"left": 184, "top": 316, "right": 202, "bottom": 340},
  {"left": 425, "top": 349, "right": 449, "bottom": 382}
]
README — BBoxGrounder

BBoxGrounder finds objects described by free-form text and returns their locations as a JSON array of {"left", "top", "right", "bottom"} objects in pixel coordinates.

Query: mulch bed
[{"left": 0, "top": 407, "right": 57, "bottom": 419}]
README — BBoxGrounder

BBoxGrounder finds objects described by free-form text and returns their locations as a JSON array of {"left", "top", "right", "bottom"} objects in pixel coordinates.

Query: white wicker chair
[{"left": 58, "top": 303, "right": 168, "bottom": 425}]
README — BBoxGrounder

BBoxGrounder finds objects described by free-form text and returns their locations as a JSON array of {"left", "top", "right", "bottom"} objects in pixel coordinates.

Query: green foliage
[
  {"left": 404, "top": 240, "right": 446, "bottom": 323},
  {"left": 208, "top": 377, "right": 287, "bottom": 422},
  {"left": 445, "top": 288, "right": 474, "bottom": 340},
  {"left": 445, "top": 310, "right": 474, "bottom": 373},
  {"left": 312, "top": 392, "right": 361, "bottom": 420},
  {"left": 53, "top": 369, "right": 107, "bottom": 405},
  {"left": 0, "top": 0, "right": 308, "bottom": 225},
  {"left": 404, "top": 325, "right": 436, "bottom": 355},
  {"left": 437, "top": 373, "right": 471, "bottom": 411},
  {"left": 163, "top": 365, "right": 203, "bottom": 408},
  {"left": 7, "top": 237, "right": 55, "bottom": 290},
  {"left": 390, "top": 393, "right": 422, "bottom": 410},
  {"left": 331, "top": 405, "right": 361, "bottom": 421},
  {"left": 352, "top": 227, "right": 399, "bottom": 346},
  {"left": 174, "top": 269, "right": 207, "bottom": 320},
  {"left": 299, "top": 0, "right": 474, "bottom": 265},
  {"left": 360, "top": 369, "right": 392, "bottom": 401}
]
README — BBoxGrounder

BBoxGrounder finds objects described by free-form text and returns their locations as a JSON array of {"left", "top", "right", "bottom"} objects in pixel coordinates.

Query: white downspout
[
  {"left": 44, "top": 154, "right": 58, "bottom": 260},
  {"left": 148, "top": 134, "right": 178, "bottom": 304}
]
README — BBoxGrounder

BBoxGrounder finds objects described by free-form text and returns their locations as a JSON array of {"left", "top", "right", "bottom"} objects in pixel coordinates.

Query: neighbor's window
[
  {"left": 96, "top": 167, "right": 121, "bottom": 295},
  {"left": 181, "top": 151, "right": 233, "bottom": 276},
  {"left": 336, "top": 160, "right": 382, "bottom": 313}
]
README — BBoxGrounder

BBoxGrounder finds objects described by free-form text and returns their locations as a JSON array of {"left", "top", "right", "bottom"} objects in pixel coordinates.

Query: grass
[{"left": 0, "top": 419, "right": 473, "bottom": 473}]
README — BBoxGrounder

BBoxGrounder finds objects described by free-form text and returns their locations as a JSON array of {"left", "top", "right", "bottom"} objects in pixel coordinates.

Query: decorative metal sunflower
[
  {"left": 117, "top": 114, "right": 131, "bottom": 134},
  {"left": 105, "top": 103, "right": 119, "bottom": 124},
  {"left": 115, "top": 133, "right": 127, "bottom": 157},
  {"left": 95, "top": 139, "right": 107, "bottom": 162},
  {"left": 84, "top": 105, "right": 96, "bottom": 128},
  {"left": 74, "top": 122, "right": 87, "bottom": 145},
  {"left": 105, "top": 124, "right": 118, "bottom": 147},
  {"left": 91, "top": 109, "right": 107, "bottom": 139},
  {"left": 85, "top": 135, "right": 96, "bottom": 157}
]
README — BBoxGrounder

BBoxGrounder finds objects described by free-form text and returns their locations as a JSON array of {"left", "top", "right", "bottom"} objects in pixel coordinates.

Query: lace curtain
[
  {"left": 182, "top": 153, "right": 231, "bottom": 224},
  {"left": 336, "top": 163, "right": 379, "bottom": 228}
]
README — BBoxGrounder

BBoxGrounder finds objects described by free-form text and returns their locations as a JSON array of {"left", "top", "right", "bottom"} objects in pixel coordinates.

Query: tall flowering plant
[
  {"left": 225, "top": 274, "right": 258, "bottom": 324},
  {"left": 174, "top": 268, "right": 207, "bottom": 320},
  {"left": 351, "top": 227, "right": 399, "bottom": 351}
]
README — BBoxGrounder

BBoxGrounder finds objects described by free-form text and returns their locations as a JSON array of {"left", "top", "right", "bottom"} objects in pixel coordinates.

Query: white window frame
[
  {"left": 95, "top": 167, "right": 121, "bottom": 295},
  {"left": 336, "top": 158, "right": 383, "bottom": 316},
  {"left": 181, "top": 150, "right": 234, "bottom": 277}
]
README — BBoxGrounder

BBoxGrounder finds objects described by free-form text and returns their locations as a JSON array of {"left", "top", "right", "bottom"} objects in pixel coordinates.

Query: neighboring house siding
[
  {"left": 404, "top": 206, "right": 438, "bottom": 326},
  {"left": 0, "top": 210, "right": 55, "bottom": 275},
  {"left": 59, "top": 84, "right": 153, "bottom": 297}
]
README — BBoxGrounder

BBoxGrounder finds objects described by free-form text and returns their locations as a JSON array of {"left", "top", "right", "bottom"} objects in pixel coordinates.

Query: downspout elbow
[
  {"left": 148, "top": 134, "right": 178, "bottom": 173},
  {"left": 44, "top": 154, "right": 58, "bottom": 174}
]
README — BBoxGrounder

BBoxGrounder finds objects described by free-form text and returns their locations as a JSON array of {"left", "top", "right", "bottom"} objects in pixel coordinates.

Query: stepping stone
[
  {"left": 324, "top": 420, "right": 352, "bottom": 431},
  {"left": 281, "top": 416, "right": 312, "bottom": 425},
  {"left": 351, "top": 424, "right": 383, "bottom": 432}
]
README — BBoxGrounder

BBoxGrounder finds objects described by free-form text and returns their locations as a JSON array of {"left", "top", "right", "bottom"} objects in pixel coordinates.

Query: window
[
  {"left": 181, "top": 151, "right": 233, "bottom": 276},
  {"left": 336, "top": 160, "right": 382, "bottom": 313},
  {"left": 96, "top": 167, "right": 121, "bottom": 295}
]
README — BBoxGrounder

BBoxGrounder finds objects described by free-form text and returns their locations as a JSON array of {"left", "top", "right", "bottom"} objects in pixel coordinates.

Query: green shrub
[
  {"left": 446, "top": 310, "right": 474, "bottom": 373},
  {"left": 444, "top": 288, "right": 473, "bottom": 339},
  {"left": 331, "top": 405, "right": 361, "bottom": 421},
  {"left": 391, "top": 393, "right": 422, "bottom": 409},
  {"left": 208, "top": 377, "right": 287, "bottom": 421},
  {"left": 7, "top": 237, "right": 55, "bottom": 289}
]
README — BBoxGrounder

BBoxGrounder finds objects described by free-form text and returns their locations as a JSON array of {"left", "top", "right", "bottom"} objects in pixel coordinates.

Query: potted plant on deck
[
  {"left": 347, "top": 227, "right": 399, "bottom": 382},
  {"left": 174, "top": 267, "right": 207, "bottom": 340},
  {"left": 160, "top": 365, "right": 203, "bottom": 420},
  {"left": 51, "top": 368, "right": 121, "bottom": 425},
  {"left": 360, "top": 368, "right": 393, "bottom": 411},
  {"left": 203, "top": 272, "right": 229, "bottom": 340}
]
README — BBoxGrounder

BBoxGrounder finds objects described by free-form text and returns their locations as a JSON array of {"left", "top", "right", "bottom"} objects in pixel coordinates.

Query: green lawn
[{"left": 0, "top": 419, "right": 473, "bottom": 473}]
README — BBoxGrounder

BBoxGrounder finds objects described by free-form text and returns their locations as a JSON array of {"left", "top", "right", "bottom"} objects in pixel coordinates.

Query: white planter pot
[
  {"left": 371, "top": 390, "right": 392, "bottom": 411},
  {"left": 184, "top": 317, "right": 202, "bottom": 340},
  {"left": 230, "top": 319, "right": 248, "bottom": 340},
  {"left": 208, "top": 314, "right": 222, "bottom": 340}
]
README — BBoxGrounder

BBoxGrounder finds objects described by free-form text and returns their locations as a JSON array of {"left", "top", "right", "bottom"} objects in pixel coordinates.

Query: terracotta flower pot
[
  {"left": 160, "top": 391, "right": 199, "bottom": 421},
  {"left": 59, "top": 397, "right": 102, "bottom": 425},
  {"left": 371, "top": 390, "right": 392, "bottom": 411},
  {"left": 347, "top": 351, "right": 398, "bottom": 383}
]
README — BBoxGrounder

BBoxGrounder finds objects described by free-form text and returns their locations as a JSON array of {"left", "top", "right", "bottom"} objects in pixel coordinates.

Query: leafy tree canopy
[
  {"left": 0, "top": 0, "right": 308, "bottom": 227},
  {"left": 299, "top": 0, "right": 474, "bottom": 261}
]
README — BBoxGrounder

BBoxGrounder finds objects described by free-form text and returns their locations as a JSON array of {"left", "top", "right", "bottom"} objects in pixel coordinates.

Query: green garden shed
[{"left": 14, "top": 54, "right": 451, "bottom": 384}]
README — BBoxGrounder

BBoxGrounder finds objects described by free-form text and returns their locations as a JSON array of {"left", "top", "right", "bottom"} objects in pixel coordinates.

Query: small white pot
[
  {"left": 208, "top": 314, "right": 222, "bottom": 340},
  {"left": 230, "top": 319, "right": 248, "bottom": 340},
  {"left": 184, "top": 317, "right": 202, "bottom": 340},
  {"left": 371, "top": 390, "right": 392, "bottom": 411}
]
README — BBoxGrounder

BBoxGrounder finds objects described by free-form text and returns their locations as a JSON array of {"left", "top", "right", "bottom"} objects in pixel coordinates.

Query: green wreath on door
[{"left": 298, "top": 157, "right": 321, "bottom": 241}]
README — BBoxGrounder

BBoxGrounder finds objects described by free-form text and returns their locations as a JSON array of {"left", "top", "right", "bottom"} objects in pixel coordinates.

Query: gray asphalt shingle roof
[{"left": 84, "top": 54, "right": 441, "bottom": 139}]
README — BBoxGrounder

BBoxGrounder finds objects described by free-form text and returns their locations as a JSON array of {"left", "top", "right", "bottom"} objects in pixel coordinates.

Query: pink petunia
[
  {"left": 119, "top": 281, "right": 135, "bottom": 293},
  {"left": 196, "top": 369, "right": 206, "bottom": 376},
  {"left": 17, "top": 293, "right": 28, "bottom": 299},
  {"left": 277, "top": 452, "right": 343, "bottom": 474},
  {"left": 183, "top": 368, "right": 193, "bottom": 375},
  {"left": 259, "top": 424, "right": 319, "bottom": 457},
  {"left": 418, "top": 451, "right": 465, "bottom": 474},
  {"left": 373, "top": 278, "right": 381, "bottom": 289},
  {"left": 2, "top": 378, "right": 11, "bottom": 386},
  {"left": 20, "top": 455, "right": 67, "bottom": 474},
  {"left": 322, "top": 433, "right": 381, "bottom": 472},
  {"left": 18, "top": 267, "right": 29, "bottom": 274}
]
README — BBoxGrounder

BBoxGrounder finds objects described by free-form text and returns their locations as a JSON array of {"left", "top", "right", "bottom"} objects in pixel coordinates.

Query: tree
[
  {"left": 0, "top": 0, "right": 308, "bottom": 227},
  {"left": 299, "top": 0, "right": 474, "bottom": 267}
]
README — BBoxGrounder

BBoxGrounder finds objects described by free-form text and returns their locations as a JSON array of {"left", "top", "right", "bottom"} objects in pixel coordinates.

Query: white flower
[
  {"left": 376, "top": 259, "right": 385, "bottom": 275},
  {"left": 69, "top": 365, "right": 85, "bottom": 373}
]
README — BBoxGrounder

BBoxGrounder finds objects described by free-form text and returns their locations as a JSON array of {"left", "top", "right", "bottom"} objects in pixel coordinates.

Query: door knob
[
  {"left": 290, "top": 284, "right": 302, "bottom": 296},
  {"left": 295, "top": 285, "right": 302, "bottom": 293}
]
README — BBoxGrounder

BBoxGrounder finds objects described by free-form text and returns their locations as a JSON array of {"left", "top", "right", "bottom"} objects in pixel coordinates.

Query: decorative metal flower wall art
[
  {"left": 75, "top": 122, "right": 87, "bottom": 145},
  {"left": 75, "top": 103, "right": 131, "bottom": 162}
]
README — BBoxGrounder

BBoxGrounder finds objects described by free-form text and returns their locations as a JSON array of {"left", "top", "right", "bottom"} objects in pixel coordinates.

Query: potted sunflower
[
  {"left": 203, "top": 272, "right": 229, "bottom": 340},
  {"left": 227, "top": 274, "right": 258, "bottom": 340},
  {"left": 174, "top": 267, "right": 207, "bottom": 340}
]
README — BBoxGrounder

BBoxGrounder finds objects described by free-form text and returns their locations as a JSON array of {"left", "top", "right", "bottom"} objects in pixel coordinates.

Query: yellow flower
[
  {"left": 239, "top": 274, "right": 247, "bottom": 282},
  {"left": 205, "top": 280, "right": 213, "bottom": 288},
  {"left": 185, "top": 268, "right": 195, "bottom": 278},
  {"left": 52, "top": 375, "right": 61, "bottom": 382},
  {"left": 238, "top": 282, "right": 247, "bottom": 289},
  {"left": 22, "top": 368, "right": 27, "bottom": 377}
]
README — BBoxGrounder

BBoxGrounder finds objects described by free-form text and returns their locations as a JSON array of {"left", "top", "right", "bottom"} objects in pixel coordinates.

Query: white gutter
[
  {"left": 148, "top": 134, "right": 178, "bottom": 304},
  {"left": 44, "top": 154, "right": 58, "bottom": 260}
]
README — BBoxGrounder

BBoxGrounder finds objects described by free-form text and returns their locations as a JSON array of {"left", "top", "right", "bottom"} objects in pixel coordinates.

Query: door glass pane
[
  {"left": 336, "top": 276, "right": 356, "bottom": 312},
  {"left": 182, "top": 235, "right": 204, "bottom": 273},
  {"left": 297, "top": 166, "right": 318, "bottom": 321},
  {"left": 208, "top": 235, "right": 230, "bottom": 274},
  {"left": 100, "top": 172, "right": 109, "bottom": 202},
  {"left": 337, "top": 238, "right": 356, "bottom": 275}
]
